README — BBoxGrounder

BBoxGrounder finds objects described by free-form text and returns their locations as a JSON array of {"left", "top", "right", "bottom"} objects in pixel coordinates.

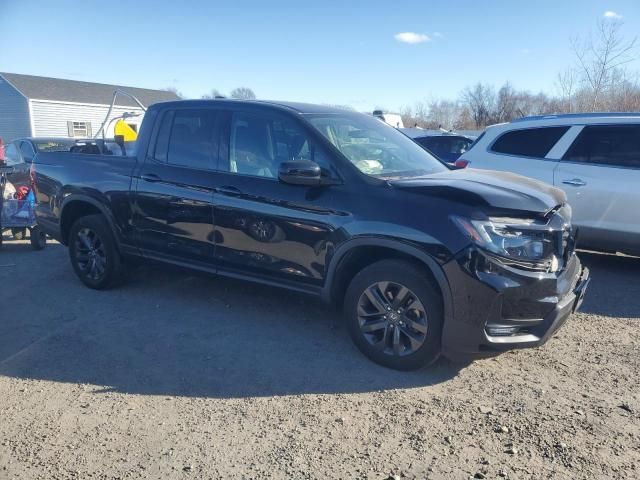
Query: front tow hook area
[{"left": 573, "top": 267, "right": 590, "bottom": 313}]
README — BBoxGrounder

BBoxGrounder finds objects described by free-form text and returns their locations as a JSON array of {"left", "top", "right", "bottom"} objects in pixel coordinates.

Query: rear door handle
[
  {"left": 216, "top": 185, "right": 242, "bottom": 195},
  {"left": 562, "top": 178, "right": 587, "bottom": 187},
  {"left": 140, "top": 173, "right": 161, "bottom": 183}
]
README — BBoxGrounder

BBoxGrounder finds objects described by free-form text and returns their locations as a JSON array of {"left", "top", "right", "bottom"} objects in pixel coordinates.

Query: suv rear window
[
  {"left": 563, "top": 125, "right": 640, "bottom": 168},
  {"left": 491, "top": 127, "right": 570, "bottom": 158}
]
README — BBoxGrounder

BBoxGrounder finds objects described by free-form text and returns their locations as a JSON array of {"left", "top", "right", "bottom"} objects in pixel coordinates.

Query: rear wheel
[
  {"left": 29, "top": 225, "right": 46, "bottom": 250},
  {"left": 68, "top": 214, "right": 125, "bottom": 289},
  {"left": 344, "top": 259, "right": 443, "bottom": 370}
]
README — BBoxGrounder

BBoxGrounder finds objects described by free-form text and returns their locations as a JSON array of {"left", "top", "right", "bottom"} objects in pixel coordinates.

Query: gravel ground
[{"left": 0, "top": 237, "right": 638, "bottom": 480}]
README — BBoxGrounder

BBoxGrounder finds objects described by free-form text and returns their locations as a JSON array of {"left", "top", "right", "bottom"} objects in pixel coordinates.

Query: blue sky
[{"left": 0, "top": 0, "right": 638, "bottom": 111}]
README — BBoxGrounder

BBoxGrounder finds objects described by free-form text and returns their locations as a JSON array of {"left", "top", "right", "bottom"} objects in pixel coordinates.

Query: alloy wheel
[
  {"left": 74, "top": 228, "right": 107, "bottom": 281},
  {"left": 357, "top": 281, "right": 428, "bottom": 357}
]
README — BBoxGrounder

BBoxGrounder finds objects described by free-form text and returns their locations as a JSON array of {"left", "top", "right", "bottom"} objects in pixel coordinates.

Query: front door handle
[
  {"left": 216, "top": 185, "right": 242, "bottom": 195},
  {"left": 562, "top": 178, "right": 587, "bottom": 187},
  {"left": 140, "top": 173, "right": 161, "bottom": 183}
]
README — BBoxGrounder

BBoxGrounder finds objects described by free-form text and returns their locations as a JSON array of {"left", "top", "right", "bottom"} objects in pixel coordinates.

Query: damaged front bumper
[{"left": 440, "top": 247, "right": 590, "bottom": 362}]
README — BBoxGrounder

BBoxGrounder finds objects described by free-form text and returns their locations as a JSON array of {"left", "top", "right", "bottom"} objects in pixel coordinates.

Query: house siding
[
  {"left": 0, "top": 75, "right": 31, "bottom": 141},
  {"left": 30, "top": 100, "right": 146, "bottom": 138}
]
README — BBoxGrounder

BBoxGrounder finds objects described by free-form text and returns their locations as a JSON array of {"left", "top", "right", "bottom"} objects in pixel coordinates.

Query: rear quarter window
[
  {"left": 563, "top": 124, "right": 640, "bottom": 168},
  {"left": 491, "top": 126, "right": 570, "bottom": 158}
]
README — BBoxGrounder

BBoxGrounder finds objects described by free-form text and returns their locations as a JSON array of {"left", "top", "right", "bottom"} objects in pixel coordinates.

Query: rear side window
[
  {"left": 153, "top": 109, "right": 221, "bottom": 169},
  {"left": 563, "top": 125, "right": 640, "bottom": 168},
  {"left": 3, "top": 143, "right": 21, "bottom": 166},
  {"left": 167, "top": 110, "right": 220, "bottom": 169},
  {"left": 491, "top": 127, "right": 570, "bottom": 158}
]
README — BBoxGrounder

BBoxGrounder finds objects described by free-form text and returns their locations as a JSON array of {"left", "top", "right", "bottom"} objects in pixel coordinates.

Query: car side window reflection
[{"left": 226, "top": 111, "right": 331, "bottom": 179}]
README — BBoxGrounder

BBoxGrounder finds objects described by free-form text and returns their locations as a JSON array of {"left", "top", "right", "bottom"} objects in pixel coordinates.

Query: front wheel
[
  {"left": 68, "top": 214, "right": 126, "bottom": 289},
  {"left": 344, "top": 259, "right": 443, "bottom": 370}
]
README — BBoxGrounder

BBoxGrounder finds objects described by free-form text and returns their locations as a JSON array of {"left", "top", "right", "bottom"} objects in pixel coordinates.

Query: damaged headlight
[{"left": 452, "top": 216, "right": 557, "bottom": 268}]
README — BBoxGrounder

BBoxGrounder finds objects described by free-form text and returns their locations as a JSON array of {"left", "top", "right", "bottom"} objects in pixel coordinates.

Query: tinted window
[
  {"left": 166, "top": 109, "right": 219, "bottom": 169},
  {"left": 4, "top": 143, "right": 21, "bottom": 166},
  {"left": 19, "top": 141, "right": 36, "bottom": 162},
  {"left": 563, "top": 125, "right": 640, "bottom": 168},
  {"left": 417, "top": 136, "right": 472, "bottom": 156},
  {"left": 491, "top": 127, "right": 570, "bottom": 158},
  {"left": 227, "top": 111, "right": 331, "bottom": 179}
]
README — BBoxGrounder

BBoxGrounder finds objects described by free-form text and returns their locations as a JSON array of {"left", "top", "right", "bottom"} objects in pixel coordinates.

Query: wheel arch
[
  {"left": 323, "top": 238, "right": 453, "bottom": 324},
  {"left": 60, "top": 195, "right": 120, "bottom": 247}
]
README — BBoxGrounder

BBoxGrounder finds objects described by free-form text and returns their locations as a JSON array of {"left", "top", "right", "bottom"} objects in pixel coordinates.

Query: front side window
[
  {"left": 306, "top": 113, "right": 446, "bottom": 178},
  {"left": 491, "top": 127, "right": 570, "bottom": 158},
  {"left": 226, "top": 111, "right": 330, "bottom": 179},
  {"left": 563, "top": 125, "right": 640, "bottom": 168}
]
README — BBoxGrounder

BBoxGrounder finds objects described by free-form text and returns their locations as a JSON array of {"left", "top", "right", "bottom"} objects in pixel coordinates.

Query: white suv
[{"left": 460, "top": 114, "right": 640, "bottom": 256}]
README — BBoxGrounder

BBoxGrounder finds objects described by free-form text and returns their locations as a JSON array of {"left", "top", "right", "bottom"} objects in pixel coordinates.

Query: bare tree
[
  {"left": 163, "top": 86, "right": 184, "bottom": 99},
  {"left": 494, "top": 83, "right": 519, "bottom": 123},
  {"left": 201, "top": 88, "right": 223, "bottom": 99},
  {"left": 230, "top": 87, "right": 256, "bottom": 100},
  {"left": 462, "top": 83, "right": 495, "bottom": 128},
  {"left": 557, "top": 68, "right": 578, "bottom": 112},
  {"left": 571, "top": 19, "right": 638, "bottom": 110}
]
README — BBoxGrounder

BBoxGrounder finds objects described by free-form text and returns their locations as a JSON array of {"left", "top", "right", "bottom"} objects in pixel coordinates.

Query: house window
[{"left": 67, "top": 121, "right": 92, "bottom": 138}]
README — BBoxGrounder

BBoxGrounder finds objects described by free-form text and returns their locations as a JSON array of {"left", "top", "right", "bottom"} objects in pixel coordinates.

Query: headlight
[{"left": 452, "top": 216, "right": 556, "bottom": 265}]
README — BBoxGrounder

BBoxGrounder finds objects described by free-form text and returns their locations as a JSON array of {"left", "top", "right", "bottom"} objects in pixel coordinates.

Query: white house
[{"left": 0, "top": 72, "right": 180, "bottom": 141}]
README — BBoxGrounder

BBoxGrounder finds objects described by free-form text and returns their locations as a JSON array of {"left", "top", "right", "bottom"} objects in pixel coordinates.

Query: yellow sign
[{"left": 114, "top": 120, "right": 138, "bottom": 141}]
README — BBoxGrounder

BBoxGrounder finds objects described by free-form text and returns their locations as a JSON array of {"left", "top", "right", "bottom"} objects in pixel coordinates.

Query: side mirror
[{"left": 278, "top": 160, "right": 322, "bottom": 186}]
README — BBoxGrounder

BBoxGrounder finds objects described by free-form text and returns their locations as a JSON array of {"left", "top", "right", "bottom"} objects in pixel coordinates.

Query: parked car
[
  {"left": 0, "top": 137, "right": 75, "bottom": 240},
  {"left": 401, "top": 128, "right": 475, "bottom": 163},
  {"left": 459, "top": 113, "right": 640, "bottom": 256},
  {"left": 373, "top": 110, "right": 405, "bottom": 128},
  {"left": 1, "top": 137, "right": 75, "bottom": 188},
  {"left": 31, "top": 100, "right": 589, "bottom": 370}
]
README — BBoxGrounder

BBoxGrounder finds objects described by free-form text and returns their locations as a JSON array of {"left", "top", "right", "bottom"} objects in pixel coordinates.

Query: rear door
[
  {"left": 132, "top": 107, "right": 223, "bottom": 266},
  {"left": 555, "top": 124, "right": 640, "bottom": 253},
  {"left": 4, "top": 142, "right": 30, "bottom": 188},
  {"left": 480, "top": 126, "right": 571, "bottom": 184}
]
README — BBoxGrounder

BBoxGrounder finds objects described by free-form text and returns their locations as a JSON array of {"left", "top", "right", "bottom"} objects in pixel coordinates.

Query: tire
[
  {"left": 344, "top": 259, "right": 444, "bottom": 370},
  {"left": 68, "top": 214, "right": 126, "bottom": 289},
  {"left": 11, "top": 228, "right": 27, "bottom": 241},
  {"left": 29, "top": 225, "right": 46, "bottom": 250}
]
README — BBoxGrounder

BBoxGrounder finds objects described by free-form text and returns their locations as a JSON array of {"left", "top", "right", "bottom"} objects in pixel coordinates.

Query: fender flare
[
  {"left": 321, "top": 237, "right": 453, "bottom": 325},
  {"left": 60, "top": 194, "right": 121, "bottom": 246}
]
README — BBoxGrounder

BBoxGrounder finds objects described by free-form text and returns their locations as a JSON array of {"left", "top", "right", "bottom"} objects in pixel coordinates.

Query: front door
[
  {"left": 133, "top": 107, "right": 223, "bottom": 266},
  {"left": 212, "top": 108, "right": 343, "bottom": 287},
  {"left": 555, "top": 124, "right": 640, "bottom": 253}
]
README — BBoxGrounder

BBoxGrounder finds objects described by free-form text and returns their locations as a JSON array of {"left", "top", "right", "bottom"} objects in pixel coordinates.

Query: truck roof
[{"left": 149, "top": 99, "right": 353, "bottom": 115}]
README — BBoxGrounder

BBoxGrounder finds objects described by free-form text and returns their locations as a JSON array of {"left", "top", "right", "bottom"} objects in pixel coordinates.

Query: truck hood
[{"left": 389, "top": 168, "right": 567, "bottom": 214}]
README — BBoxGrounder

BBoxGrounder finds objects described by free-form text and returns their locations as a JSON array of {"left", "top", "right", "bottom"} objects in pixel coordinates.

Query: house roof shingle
[{"left": 0, "top": 72, "right": 180, "bottom": 107}]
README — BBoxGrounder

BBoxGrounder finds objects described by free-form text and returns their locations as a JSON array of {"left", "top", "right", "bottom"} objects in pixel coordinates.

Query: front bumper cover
[{"left": 440, "top": 247, "right": 590, "bottom": 361}]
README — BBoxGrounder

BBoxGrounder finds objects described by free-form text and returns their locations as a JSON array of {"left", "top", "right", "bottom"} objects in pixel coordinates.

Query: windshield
[{"left": 306, "top": 114, "right": 447, "bottom": 178}]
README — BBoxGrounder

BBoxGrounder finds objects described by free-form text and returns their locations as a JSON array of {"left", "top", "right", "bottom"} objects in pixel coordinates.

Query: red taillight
[{"left": 454, "top": 158, "right": 470, "bottom": 168}]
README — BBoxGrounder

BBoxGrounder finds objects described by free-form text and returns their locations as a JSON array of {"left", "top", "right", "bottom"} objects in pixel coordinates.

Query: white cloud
[
  {"left": 394, "top": 32, "right": 431, "bottom": 44},
  {"left": 604, "top": 10, "right": 623, "bottom": 20},
  {"left": 432, "top": 32, "right": 444, "bottom": 38}
]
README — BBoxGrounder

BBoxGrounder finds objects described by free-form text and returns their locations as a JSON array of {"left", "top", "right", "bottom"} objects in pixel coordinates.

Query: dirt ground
[{"left": 0, "top": 237, "right": 638, "bottom": 480}]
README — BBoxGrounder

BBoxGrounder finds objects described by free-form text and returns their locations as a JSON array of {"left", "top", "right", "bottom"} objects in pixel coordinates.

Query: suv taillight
[{"left": 454, "top": 158, "right": 470, "bottom": 168}]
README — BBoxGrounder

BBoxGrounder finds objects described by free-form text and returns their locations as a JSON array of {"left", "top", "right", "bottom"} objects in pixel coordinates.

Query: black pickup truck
[{"left": 32, "top": 99, "right": 590, "bottom": 370}]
